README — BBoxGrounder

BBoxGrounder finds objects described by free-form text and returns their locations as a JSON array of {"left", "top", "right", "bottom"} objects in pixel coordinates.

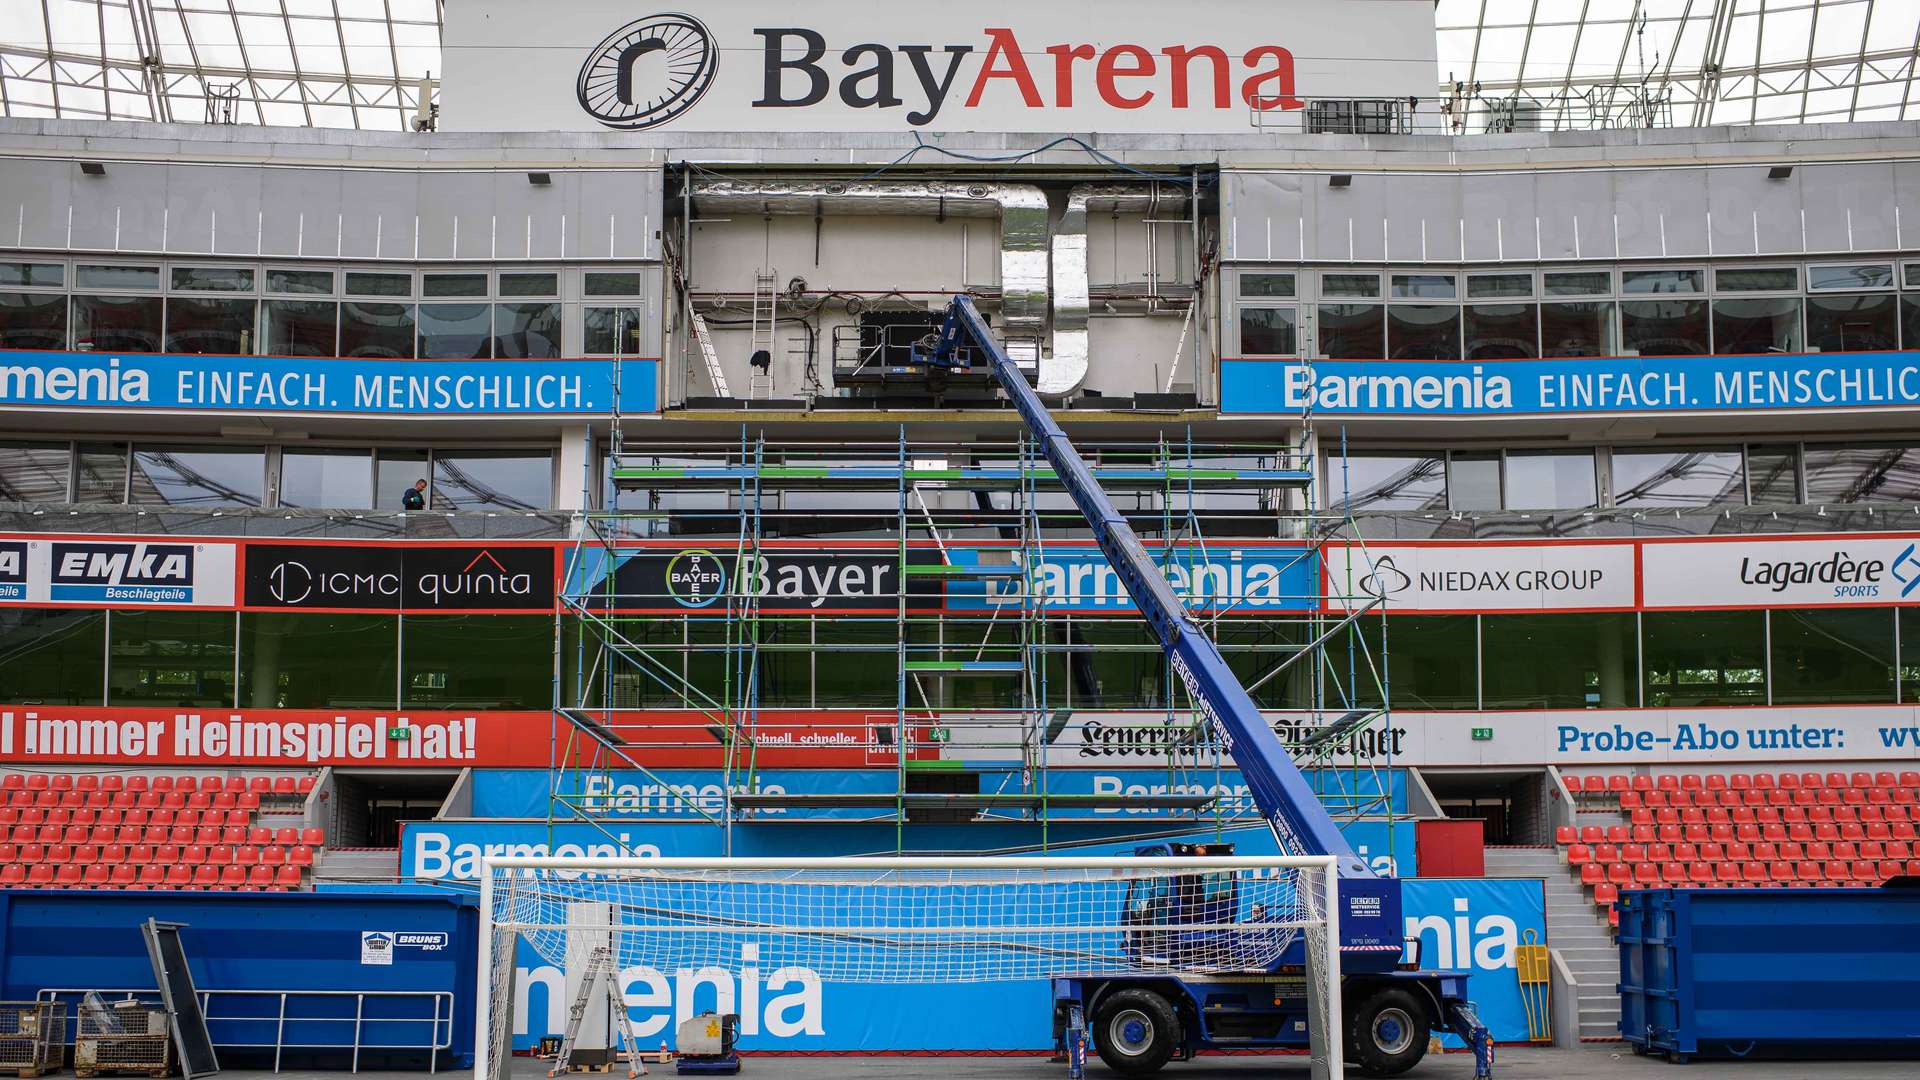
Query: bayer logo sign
[
  {"left": 576, "top": 13, "right": 718, "bottom": 130},
  {"left": 665, "top": 549, "right": 727, "bottom": 607}
]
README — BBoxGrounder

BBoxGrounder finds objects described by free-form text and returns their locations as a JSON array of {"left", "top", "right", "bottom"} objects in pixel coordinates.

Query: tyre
[
  {"left": 1093, "top": 988, "right": 1181, "bottom": 1076},
  {"left": 1347, "top": 986, "right": 1431, "bottom": 1077}
]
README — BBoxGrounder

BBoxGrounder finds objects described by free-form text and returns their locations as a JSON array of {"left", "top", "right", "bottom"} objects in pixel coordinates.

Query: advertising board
[{"left": 0, "top": 539, "right": 235, "bottom": 608}]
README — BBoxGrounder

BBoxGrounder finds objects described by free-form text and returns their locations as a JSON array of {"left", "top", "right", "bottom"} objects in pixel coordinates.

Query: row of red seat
[
  {"left": 1572, "top": 771, "right": 1920, "bottom": 793},
  {"left": 1573, "top": 839, "right": 1916, "bottom": 866},
  {"left": 4, "top": 863, "right": 304, "bottom": 889},
  {"left": 6, "top": 824, "right": 322, "bottom": 847},
  {"left": 1611, "top": 787, "right": 1912, "bottom": 809},
  {"left": 1560, "top": 819, "right": 1919, "bottom": 845},
  {"left": 1623, "top": 805, "right": 1912, "bottom": 826},
  {"left": 5, "top": 789, "right": 266, "bottom": 812},
  {"left": 1582, "top": 860, "right": 1915, "bottom": 887},
  {"left": 0, "top": 807, "right": 255, "bottom": 829},
  {"left": 3, "top": 774, "right": 314, "bottom": 795},
  {"left": 0, "top": 843, "right": 314, "bottom": 867}
]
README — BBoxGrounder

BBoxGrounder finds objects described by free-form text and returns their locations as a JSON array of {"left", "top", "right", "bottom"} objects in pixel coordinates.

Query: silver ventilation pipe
[{"left": 1047, "top": 183, "right": 1190, "bottom": 398}]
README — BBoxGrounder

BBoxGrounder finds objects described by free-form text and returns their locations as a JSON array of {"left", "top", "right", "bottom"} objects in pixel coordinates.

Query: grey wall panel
[
  {"left": 165, "top": 165, "right": 263, "bottom": 255},
  {"left": 1310, "top": 178, "right": 1387, "bottom": 262},
  {"left": 1707, "top": 166, "right": 1801, "bottom": 255},
  {"left": 1801, "top": 162, "right": 1897, "bottom": 253},
  {"left": 416, "top": 172, "right": 498, "bottom": 260},
  {"left": 489, "top": 172, "right": 570, "bottom": 260},
  {"left": 258, "top": 169, "right": 345, "bottom": 257},
  {"left": 1222, "top": 172, "right": 1305, "bottom": 262},
  {"left": 1384, "top": 175, "right": 1461, "bottom": 262},
  {"left": 1534, "top": 171, "right": 1613, "bottom": 260},
  {"left": 1896, "top": 161, "right": 1920, "bottom": 252},
  {"left": 574, "top": 171, "right": 661, "bottom": 261},
  {"left": 1614, "top": 169, "right": 1707, "bottom": 258},
  {"left": 1461, "top": 173, "right": 1537, "bottom": 262},
  {"left": 68, "top": 161, "right": 170, "bottom": 252},
  {"left": 1, "top": 159, "right": 74, "bottom": 250},
  {"left": 338, "top": 171, "right": 420, "bottom": 259}
]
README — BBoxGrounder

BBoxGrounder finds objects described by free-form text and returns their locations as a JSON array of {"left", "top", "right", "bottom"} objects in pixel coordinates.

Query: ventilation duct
[{"left": 1048, "top": 182, "right": 1190, "bottom": 397}]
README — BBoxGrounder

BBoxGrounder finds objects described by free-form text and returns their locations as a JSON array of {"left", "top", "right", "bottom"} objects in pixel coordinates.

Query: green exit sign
[
  {"left": 1471, "top": 727, "right": 1494, "bottom": 741},
  {"left": 388, "top": 727, "right": 410, "bottom": 740}
]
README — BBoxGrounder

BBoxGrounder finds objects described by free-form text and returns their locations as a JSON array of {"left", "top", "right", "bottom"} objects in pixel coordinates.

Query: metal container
[
  {"left": 75, "top": 999, "right": 170, "bottom": 1078},
  {"left": 0, "top": 1001, "right": 66, "bottom": 1077},
  {"left": 1618, "top": 887, "right": 1920, "bottom": 1061}
]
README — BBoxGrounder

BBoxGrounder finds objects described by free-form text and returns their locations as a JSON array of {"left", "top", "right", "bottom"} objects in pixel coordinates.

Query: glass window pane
[
  {"left": 376, "top": 449, "right": 431, "bottom": 510},
  {"left": 239, "top": 612, "right": 397, "bottom": 708},
  {"left": 1906, "top": 264, "right": 1920, "bottom": 289},
  {"left": 345, "top": 272, "right": 411, "bottom": 296},
  {"left": 0, "top": 262, "right": 64, "bottom": 288},
  {"left": 1338, "top": 615, "right": 1477, "bottom": 709},
  {"left": 1320, "top": 273, "right": 1380, "bottom": 298},
  {"left": 1463, "top": 303, "right": 1536, "bottom": 359},
  {"left": 1328, "top": 453, "right": 1445, "bottom": 511},
  {"left": 1621, "top": 298, "right": 1708, "bottom": 355},
  {"left": 76, "top": 265, "right": 159, "bottom": 290},
  {"left": 170, "top": 266, "right": 254, "bottom": 292},
  {"left": 339, "top": 301, "right": 415, "bottom": 358},
  {"left": 1622, "top": 268, "right": 1703, "bottom": 294},
  {"left": 1467, "top": 273, "right": 1532, "bottom": 298},
  {"left": 1807, "top": 293, "right": 1897, "bottom": 352},
  {"left": 1612, "top": 448, "right": 1744, "bottom": 507},
  {"left": 1240, "top": 273, "right": 1295, "bottom": 298},
  {"left": 584, "top": 307, "right": 647, "bottom": 354},
  {"left": 72, "top": 295, "right": 163, "bottom": 353},
  {"left": 1642, "top": 610, "right": 1766, "bottom": 707},
  {"left": 1540, "top": 301, "right": 1614, "bottom": 356},
  {"left": 1904, "top": 611, "right": 1920, "bottom": 703},
  {"left": 75, "top": 443, "right": 126, "bottom": 503},
  {"left": 432, "top": 450, "right": 551, "bottom": 511},
  {"left": 266, "top": 269, "right": 334, "bottom": 294},
  {"left": 1907, "top": 295, "right": 1920, "bottom": 351},
  {"left": 1745, "top": 444, "right": 1800, "bottom": 504},
  {"left": 423, "top": 273, "right": 488, "bottom": 297},
  {"left": 1803, "top": 444, "right": 1920, "bottom": 503},
  {"left": 164, "top": 296, "right": 257, "bottom": 354},
  {"left": 130, "top": 445, "right": 264, "bottom": 507},
  {"left": 493, "top": 302, "right": 562, "bottom": 359},
  {"left": 1482, "top": 613, "right": 1637, "bottom": 708},
  {"left": 0, "top": 292, "right": 68, "bottom": 349},
  {"left": 1544, "top": 270, "right": 1610, "bottom": 296},
  {"left": 0, "top": 608, "right": 104, "bottom": 704},
  {"left": 1809, "top": 264, "right": 1893, "bottom": 290},
  {"left": 1076, "top": 620, "right": 1165, "bottom": 708},
  {"left": 262, "top": 299, "right": 338, "bottom": 356},
  {"left": 1714, "top": 267, "right": 1797, "bottom": 292},
  {"left": 498, "top": 272, "right": 558, "bottom": 297},
  {"left": 1505, "top": 451, "right": 1597, "bottom": 509},
  {"left": 1391, "top": 273, "right": 1455, "bottom": 299},
  {"left": 108, "top": 610, "right": 234, "bottom": 707},
  {"left": 1771, "top": 608, "right": 1894, "bottom": 705},
  {"left": 419, "top": 303, "right": 492, "bottom": 359},
  {"left": 1712, "top": 297, "right": 1801, "bottom": 354},
  {"left": 280, "top": 448, "right": 371, "bottom": 508},
  {"left": 1448, "top": 453, "right": 1501, "bottom": 510},
  {"left": 0, "top": 442, "right": 70, "bottom": 501},
  {"left": 403, "top": 615, "right": 551, "bottom": 710},
  {"left": 585, "top": 272, "right": 642, "bottom": 297},
  {"left": 1387, "top": 304, "right": 1461, "bottom": 359},
  {"left": 1317, "top": 303, "right": 1384, "bottom": 358},
  {"left": 1238, "top": 306, "right": 1297, "bottom": 355},
  {"left": 813, "top": 619, "right": 900, "bottom": 706}
]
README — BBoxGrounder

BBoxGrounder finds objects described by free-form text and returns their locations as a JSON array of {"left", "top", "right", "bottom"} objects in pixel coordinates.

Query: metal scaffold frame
[{"left": 547, "top": 386, "right": 1397, "bottom": 859}]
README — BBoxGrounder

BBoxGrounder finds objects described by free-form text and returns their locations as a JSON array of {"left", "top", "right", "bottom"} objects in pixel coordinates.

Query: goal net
[{"left": 477, "top": 855, "right": 1340, "bottom": 1078}]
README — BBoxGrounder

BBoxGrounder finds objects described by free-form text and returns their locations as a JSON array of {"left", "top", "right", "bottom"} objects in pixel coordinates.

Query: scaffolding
[{"left": 548, "top": 404, "right": 1399, "bottom": 859}]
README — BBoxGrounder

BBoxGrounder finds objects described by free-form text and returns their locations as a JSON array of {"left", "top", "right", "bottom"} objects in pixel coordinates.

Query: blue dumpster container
[{"left": 1617, "top": 886, "right": 1920, "bottom": 1061}]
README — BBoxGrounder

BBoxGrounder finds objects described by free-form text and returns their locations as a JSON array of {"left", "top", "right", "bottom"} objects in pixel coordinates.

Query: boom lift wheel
[
  {"left": 1347, "top": 986, "right": 1432, "bottom": 1077},
  {"left": 1092, "top": 989, "right": 1180, "bottom": 1076}
]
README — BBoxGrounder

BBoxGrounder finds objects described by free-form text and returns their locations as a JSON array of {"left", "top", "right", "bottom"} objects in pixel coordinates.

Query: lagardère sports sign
[
  {"left": 1642, "top": 536, "right": 1920, "bottom": 609},
  {"left": 243, "top": 544, "right": 557, "bottom": 612},
  {"left": 442, "top": 0, "right": 1437, "bottom": 134}
]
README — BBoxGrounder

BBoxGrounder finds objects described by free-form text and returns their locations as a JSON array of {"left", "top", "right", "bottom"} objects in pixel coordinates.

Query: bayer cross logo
[
  {"left": 576, "top": 13, "right": 718, "bottom": 130},
  {"left": 665, "top": 549, "right": 727, "bottom": 607}
]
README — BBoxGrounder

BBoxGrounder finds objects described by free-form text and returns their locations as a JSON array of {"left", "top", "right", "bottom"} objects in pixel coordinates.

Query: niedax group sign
[{"left": 440, "top": 0, "right": 1438, "bottom": 133}]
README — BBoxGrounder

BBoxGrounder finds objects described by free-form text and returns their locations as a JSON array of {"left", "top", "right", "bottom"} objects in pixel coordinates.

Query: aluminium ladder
[
  {"left": 748, "top": 271, "right": 777, "bottom": 400},
  {"left": 548, "top": 945, "right": 645, "bottom": 1078},
  {"left": 689, "top": 311, "right": 732, "bottom": 398}
]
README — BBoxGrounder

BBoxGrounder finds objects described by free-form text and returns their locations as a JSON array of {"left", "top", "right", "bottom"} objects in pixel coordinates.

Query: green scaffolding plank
[
  {"left": 902, "top": 564, "right": 1023, "bottom": 577},
  {"left": 903, "top": 660, "right": 1024, "bottom": 673}
]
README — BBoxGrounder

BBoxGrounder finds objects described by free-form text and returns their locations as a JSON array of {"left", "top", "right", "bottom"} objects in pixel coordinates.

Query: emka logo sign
[
  {"left": 578, "top": 15, "right": 1303, "bottom": 130},
  {"left": 50, "top": 542, "right": 197, "bottom": 604},
  {"left": 0, "top": 542, "right": 25, "bottom": 601}
]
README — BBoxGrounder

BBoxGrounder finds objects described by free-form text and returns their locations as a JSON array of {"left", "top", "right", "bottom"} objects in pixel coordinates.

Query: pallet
[{"left": 73, "top": 1071, "right": 168, "bottom": 1078}]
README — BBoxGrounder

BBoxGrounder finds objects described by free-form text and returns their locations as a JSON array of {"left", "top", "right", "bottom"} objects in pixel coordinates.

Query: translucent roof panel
[
  {"left": 1436, "top": 0, "right": 1920, "bottom": 132},
  {"left": 0, "top": 0, "right": 442, "bottom": 130},
  {"left": 2, "top": 0, "right": 1917, "bottom": 132}
]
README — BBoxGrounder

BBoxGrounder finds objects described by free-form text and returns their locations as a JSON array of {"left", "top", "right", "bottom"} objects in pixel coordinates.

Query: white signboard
[
  {"left": 1325, "top": 542, "right": 1636, "bottom": 612},
  {"left": 1641, "top": 536, "right": 1920, "bottom": 609},
  {"left": 0, "top": 538, "right": 236, "bottom": 608},
  {"left": 442, "top": 0, "right": 1439, "bottom": 133}
]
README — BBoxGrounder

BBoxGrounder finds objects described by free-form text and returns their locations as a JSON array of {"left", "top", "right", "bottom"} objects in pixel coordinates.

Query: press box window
[
  {"left": 76, "top": 264, "right": 160, "bottom": 291},
  {"left": 1391, "top": 274, "right": 1456, "bottom": 299},
  {"left": 1239, "top": 273, "right": 1295, "bottom": 298},
  {"left": 1621, "top": 268, "right": 1703, "bottom": 294},
  {"left": 129, "top": 445, "right": 265, "bottom": 508},
  {"left": 418, "top": 304, "right": 492, "bottom": 359},
  {"left": 585, "top": 307, "right": 647, "bottom": 354},
  {"left": 170, "top": 266, "right": 255, "bottom": 292},
  {"left": 1543, "top": 271, "right": 1611, "bottom": 296},
  {"left": 498, "top": 272, "right": 559, "bottom": 298},
  {"left": 1320, "top": 273, "right": 1381, "bottom": 299},
  {"left": 266, "top": 269, "right": 334, "bottom": 295},
  {"left": 1237, "top": 306, "right": 1297, "bottom": 355},
  {"left": 494, "top": 303, "right": 561, "bottom": 359},
  {"left": 345, "top": 272, "right": 412, "bottom": 297},
  {"left": 1808, "top": 264, "right": 1893, "bottom": 291},
  {"left": 584, "top": 272, "right": 643, "bottom": 297},
  {"left": 164, "top": 296, "right": 256, "bottom": 354},
  {"left": 72, "top": 295, "right": 163, "bottom": 353},
  {"left": 0, "top": 262, "right": 64, "bottom": 288},
  {"left": 0, "top": 293, "right": 69, "bottom": 350},
  {"left": 423, "top": 273, "right": 488, "bottom": 298},
  {"left": 263, "top": 300, "right": 338, "bottom": 356},
  {"left": 1466, "top": 273, "right": 1532, "bottom": 299},
  {"left": 339, "top": 302, "right": 415, "bottom": 358},
  {"left": 1714, "top": 267, "right": 1798, "bottom": 292}
]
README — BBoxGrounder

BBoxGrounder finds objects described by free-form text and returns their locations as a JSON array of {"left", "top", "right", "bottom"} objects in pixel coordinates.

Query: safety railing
[{"left": 36, "top": 988, "right": 454, "bottom": 1074}]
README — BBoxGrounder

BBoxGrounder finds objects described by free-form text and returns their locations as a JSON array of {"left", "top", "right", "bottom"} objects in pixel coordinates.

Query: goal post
[{"left": 476, "top": 855, "right": 1341, "bottom": 1078}]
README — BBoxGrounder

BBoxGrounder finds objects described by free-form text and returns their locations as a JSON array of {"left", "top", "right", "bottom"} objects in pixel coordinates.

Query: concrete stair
[
  {"left": 1484, "top": 846, "right": 1620, "bottom": 1041},
  {"left": 314, "top": 846, "right": 400, "bottom": 884}
]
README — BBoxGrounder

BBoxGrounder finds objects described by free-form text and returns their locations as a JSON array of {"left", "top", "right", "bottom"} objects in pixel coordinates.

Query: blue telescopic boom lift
[{"left": 915, "top": 296, "right": 1494, "bottom": 1080}]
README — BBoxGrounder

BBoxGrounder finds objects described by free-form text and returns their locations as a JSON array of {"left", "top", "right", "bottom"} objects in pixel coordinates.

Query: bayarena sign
[{"left": 443, "top": 0, "right": 1439, "bottom": 134}]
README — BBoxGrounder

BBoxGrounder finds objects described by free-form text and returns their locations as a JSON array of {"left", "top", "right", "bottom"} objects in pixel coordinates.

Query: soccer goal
[{"left": 476, "top": 854, "right": 1340, "bottom": 1078}]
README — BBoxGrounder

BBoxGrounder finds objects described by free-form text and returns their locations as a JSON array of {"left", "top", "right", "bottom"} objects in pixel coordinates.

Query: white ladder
[
  {"left": 547, "top": 945, "right": 645, "bottom": 1078},
  {"left": 689, "top": 311, "right": 731, "bottom": 398},
  {"left": 748, "top": 270, "right": 777, "bottom": 400}
]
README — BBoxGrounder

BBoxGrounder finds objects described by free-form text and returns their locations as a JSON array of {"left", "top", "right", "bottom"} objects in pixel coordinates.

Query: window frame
[{"left": 1806, "top": 262, "right": 1896, "bottom": 292}]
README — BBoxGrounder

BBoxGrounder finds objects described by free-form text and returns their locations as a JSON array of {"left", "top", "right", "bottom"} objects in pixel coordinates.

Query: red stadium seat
[
  {"left": 259, "top": 846, "right": 285, "bottom": 864},
  {"left": 275, "top": 865, "right": 302, "bottom": 887},
  {"left": 1619, "top": 843, "right": 1644, "bottom": 863},
  {"left": 1703, "top": 774, "right": 1725, "bottom": 791},
  {"left": 297, "top": 777, "right": 316, "bottom": 794},
  {"left": 111, "top": 865, "right": 137, "bottom": 888},
  {"left": 54, "top": 866, "right": 81, "bottom": 888},
  {"left": 274, "top": 827, "right": 299, "bottom": 845},
  {"left": 1834, "top": 841, "right": 1859, "bottom": 862},
  {"left": 1634, "top": 863, "right": 1659, "bottom": 884},
  {"left": 300, "top": 828, "right": 324, "bottom": 846},
  {"left": 1661, "top": 863, "right": 1687, "bottom": 884},
  {"left": 233, "top": 846, "right": 258, "bottom": 865},
  {"left": 182, "top": 845, "right": 207, "bottom": 864},
  {"left": 1620, "top": 791, "right": 1644, "bottom": 809},
  {"left": 165, "top": 865, "right": 191, "bottom": 888},
  {"left": 1658, "top": 825, "right": 1682, "bottom": 843},
  {"left": 1555, "top": 826, "right": 1576, "bottom": 845},
  {"left": 0, "top": 866, "right": 23, "bottom": 887},
  {"left": 192, "top": 865, "right": 219, "bottom": 888},
  {"left": 1751, "top": 842, "right": 1777, "bottom": 862},
  {"left": 248, "top": 826, "right": 272, "bottom": 845},
  {"left": 25, "top": 865, "right": 51, "bottom": 887},
  {"left": 247, "top": 866, "right": 275, "bottom": 888},
  {"left": 1686, "top": 863, "right": 1712, "bottom": 884},
  {"left": 82, "top": 864, "right": 110, "bottom": 887},
  {"left": 219, "top": 866, "right": 247, "bottom": 889},
  {"left": 1730, "top": 774, "right": 1752, "bottom": 790},
  {"left": 1580, "top": 863, "right": 1605, "bottom": 885},
  {"left": 237, "top": 793, "right": 261, "bottom": 812},
  {"left": 1778, "top": 773, "right": 1800, "bottom": 790},
  {"left": 1645, "top": 791, "right": 1669, "bottom": 808},
  {"left": 205, "top": 846, "right": 231, "bottom": 865},
  {"left": 138, "top": 865, "right": 164, "bottom": 888},
  {"left": 49, "top": 776, "right": 71, "bottom": 792},
  {"left": 248, "top": 777, "right": 272, "bottom": 794},
  {"left": 272, "top": 777, "right": 296, "bottom": 795},
  {"left": 1715, "top": 863, "right": 1740, "bottom": 883},
  {"left": 288, "top": 846, "right": 314, "bottom": 867},
  {"left": 1741, "top": 863, "right": 1766, "bottom": 883}
]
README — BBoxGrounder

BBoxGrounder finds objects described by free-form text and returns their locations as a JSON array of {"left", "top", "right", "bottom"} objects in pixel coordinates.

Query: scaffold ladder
[
  {"left": 548, "top": 945, "right": 645, "bottom": 1078},
  {"left": 689, "top": 311, "right": 731, "bottom": 398},
  {"left": 748, "top": 271, "right": 777, "bottom": 400}
]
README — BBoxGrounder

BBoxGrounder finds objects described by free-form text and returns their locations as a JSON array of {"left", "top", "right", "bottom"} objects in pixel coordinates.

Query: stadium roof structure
[{"left": 0, "top": 0, "right": 1916, "bottom": 133}]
